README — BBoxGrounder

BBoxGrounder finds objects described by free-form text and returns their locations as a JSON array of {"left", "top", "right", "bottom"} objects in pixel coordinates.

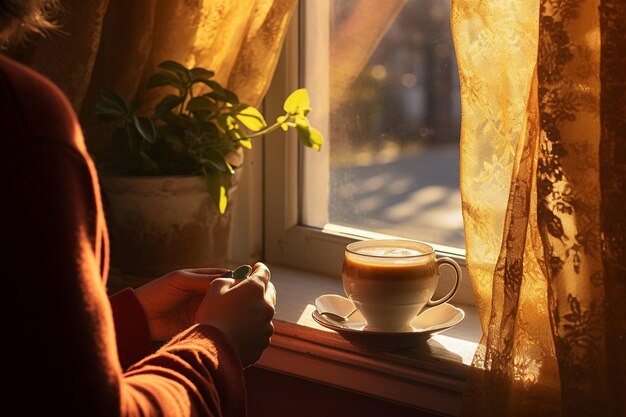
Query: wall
[{"left": 245, "top": 367, "right": 439, "bottom": 417}]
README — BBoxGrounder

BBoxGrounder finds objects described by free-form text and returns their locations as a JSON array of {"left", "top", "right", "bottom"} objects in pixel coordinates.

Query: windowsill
[
  {"left": 258, "top": 263, "right": 481, "bottom": 416},
  {"left": 107, "top": 263, "right": 481, "bottom": 416}
]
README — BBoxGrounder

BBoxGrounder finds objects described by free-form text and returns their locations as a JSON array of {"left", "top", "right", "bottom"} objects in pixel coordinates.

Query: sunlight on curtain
[
  {"left": 11, "top": 0, "right": 296, "bottom": 154},
  {"left": 452, "top": 0, "right": 625, "bottom": 415}
]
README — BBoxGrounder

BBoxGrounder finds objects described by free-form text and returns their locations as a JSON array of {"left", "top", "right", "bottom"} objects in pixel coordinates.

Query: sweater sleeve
[
  {"left": 109, "top": 288, "right": 154, "bottom": 369},
  {"left": 123, "top": 324, "right": 247, "bottom": 417},
  {"left": 2, "top": 55, "right": 247, "bottom": 416},
  {"left": 2, "top": 145, "right": 247, "bottom": 417}
]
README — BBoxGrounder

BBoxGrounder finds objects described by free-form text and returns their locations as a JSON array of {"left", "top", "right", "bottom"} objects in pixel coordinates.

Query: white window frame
[
  {"left": 258, "top": 2, "right": 473, "bottom": 306},
  {"left": 227, "top": 6, "right": 482, "bottom": 413}
]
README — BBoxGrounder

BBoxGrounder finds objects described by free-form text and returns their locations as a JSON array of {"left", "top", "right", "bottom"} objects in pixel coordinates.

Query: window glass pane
[{"left": 306, "top": 0, "right": 463, "bottom": 249}]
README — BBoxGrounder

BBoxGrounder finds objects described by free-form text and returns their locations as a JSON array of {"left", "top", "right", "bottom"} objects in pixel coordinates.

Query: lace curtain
[
  {"left": 10, "top": 0, "right": 296, "bottom": 155},
  {"left": 452, "top": 0, "right": 625, "bottom": 415}
]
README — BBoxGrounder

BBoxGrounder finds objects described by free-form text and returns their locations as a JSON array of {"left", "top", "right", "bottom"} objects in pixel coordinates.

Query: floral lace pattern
[{"left": 453, "top": 0, "right": 625, "bottom": 415}]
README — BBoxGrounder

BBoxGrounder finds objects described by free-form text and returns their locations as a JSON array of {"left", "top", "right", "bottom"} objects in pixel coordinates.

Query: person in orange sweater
[{"left": 0, "top": 2, "right": 275, "bottom": 416}]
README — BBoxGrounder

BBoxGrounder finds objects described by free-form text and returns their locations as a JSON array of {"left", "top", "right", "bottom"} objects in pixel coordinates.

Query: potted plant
[{"left": 94, "top": 60, "right": 322, "bottom": 278}]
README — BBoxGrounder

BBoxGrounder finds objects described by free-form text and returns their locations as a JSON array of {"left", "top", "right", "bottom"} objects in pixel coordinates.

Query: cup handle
[{"left": 427, "top": 257, "right": 462, "bottom": 307}]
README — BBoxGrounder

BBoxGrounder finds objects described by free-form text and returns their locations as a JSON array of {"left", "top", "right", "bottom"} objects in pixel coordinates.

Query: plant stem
[
  {"left": 179, "top": 86, "right": 189, "bottom": 116},
  {"left": 243, "top": 113, "right": 293, "bottom": 139}
]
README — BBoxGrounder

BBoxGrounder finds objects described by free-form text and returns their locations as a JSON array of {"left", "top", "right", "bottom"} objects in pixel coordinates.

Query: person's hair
[{"left": 0, "top": 0, "right": 60, "bottom": 46}]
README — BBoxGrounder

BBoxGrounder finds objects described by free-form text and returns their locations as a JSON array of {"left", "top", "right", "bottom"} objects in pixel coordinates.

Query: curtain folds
[
  {"left": 11, "top": 0, "right": 296, "bottom": 155},
  {"left": 452, "top": 0, "right": 625, "bottom": 415}
]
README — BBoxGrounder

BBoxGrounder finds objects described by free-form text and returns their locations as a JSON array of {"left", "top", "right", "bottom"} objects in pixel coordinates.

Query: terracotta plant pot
[{"left": 99, "top": 168, "right": 241, "bottom": 277}]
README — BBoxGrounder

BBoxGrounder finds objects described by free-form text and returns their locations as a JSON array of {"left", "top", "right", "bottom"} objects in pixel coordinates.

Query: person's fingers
[
  {"left": 184, "top": 267, "right": 230, "bottom": 276},
  {"left": 249, "top": 262, "right": 271, "bottom": 288},
  {"left": 206, "top": 278, "right": 236, "bottom": 296},
  {"left": 195, "top": 278, "right": 236, "bottom": 324},
  {"left": 265, "top": 281, "right": 277, "bottom": 307},
  {"left": 169, "top": 269, "right": 228, "bottom": 292}
]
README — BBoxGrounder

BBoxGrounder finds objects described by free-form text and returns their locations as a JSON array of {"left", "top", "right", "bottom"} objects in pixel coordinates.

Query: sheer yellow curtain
[
  {"left": 12, "top": 0, "right": 296, "bottom": 154},
  {"left": 452, "top": 0, "right": 625, "bottom": 415}
]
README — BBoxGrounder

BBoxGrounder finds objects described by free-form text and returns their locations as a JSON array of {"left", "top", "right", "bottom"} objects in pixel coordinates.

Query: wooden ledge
[{"left": 256, "top": 264, "right": 481, "bottom": 416}]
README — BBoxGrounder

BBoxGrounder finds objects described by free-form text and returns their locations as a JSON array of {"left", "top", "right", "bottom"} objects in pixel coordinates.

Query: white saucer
[{"left": 312, "top": 294, "right": 465, "bottom": 350}]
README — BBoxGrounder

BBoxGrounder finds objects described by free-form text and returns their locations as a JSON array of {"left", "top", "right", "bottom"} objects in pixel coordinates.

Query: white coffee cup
[{"left": 342, "top": 239, "right": 462, "bottom": 332}]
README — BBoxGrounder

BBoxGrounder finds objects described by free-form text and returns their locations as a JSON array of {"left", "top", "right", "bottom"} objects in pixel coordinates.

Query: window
[
  {"left": 261, "top": 0, "right": 470, "bottom": 305},
  {"left": 303, "top": 0, "right": 462, "bottom": 248},
  {"left": 253, "top": 5, "right": 478, "bottom": 408}
]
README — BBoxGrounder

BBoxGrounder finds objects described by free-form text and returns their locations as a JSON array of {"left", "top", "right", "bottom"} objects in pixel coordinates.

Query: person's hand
[
  {"left": 195, "top": 262, "right": 276, "bottom": 367},
  {"left": 134, "top": 268, "right": 228, "bottom": 341}
]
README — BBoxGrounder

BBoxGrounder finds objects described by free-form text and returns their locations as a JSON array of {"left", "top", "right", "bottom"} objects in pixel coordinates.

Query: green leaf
[
  {"left": 224, "top": 160, "right": 235, "bottom": 175},
  {"left": 198, "top": 121, "right": 220, "bottom": 139},
  {"left": 283, "top": 88, "right": 311, "bottom": 115},
  {"left": 197, "top": 81, "right": 239, "bottom": 104},
  {"left": 235, "top": 106, "right": 267, "bottom": 131},
  {"left": 187, "top": 96, "right": 219, "bottom": 113},
  {"left": 277, "top": 114, "right": 290, "bottom": 131},
  {"left": 294, "top": 114, "right": 309, "bottom": 129},
  {"left": 201, "top": 79, "right": 226, "bottom": 95},
  {"left": 206, "top": 170, "right": 231, "bottom": 214},
  {"left": 230, "top": 103, "right": 248, "bottom": 113},
  {"left": 217, "top": 186, "right": 227, "bottom": 214},
  {"left": 296, "top": 118, "right": 323, "bottom": 151},
  {"left": 190, "top": 67, "right": 215, "bottom": 81},
  {"left": 307, "top": 127, "right": 323, "bottom": 150},
  {"left": 100, "top": 91, "right": 129, "bottom": 113},
  {"left": 225, "top": 115, "right": 238, "bottom": 131},
  {"left": 134, "top": 116, "right": 157, "bottom": 144},
  {"left": 227, "top": 126, "right": 244, "bottom": 140},
  {"left": 203, "top": 153, "right": 229, "bottom": 172},
  {"left": 223, "top": 88, "right": 240, "bottom": 104},
  {"left": 203, "top": 91, "right": 223, "bottom": 103},
  {"left": 156, "top": 95, "right": 185, "bottom": 118},
  {"left": 157, "top": 60, "right": 191, "bottom": 83},
  {"left": 147, "top": 71, "right": 183, "bottom": 90},
  {"left": 93, "top": 101, "right": 126, "bottom": 120}
]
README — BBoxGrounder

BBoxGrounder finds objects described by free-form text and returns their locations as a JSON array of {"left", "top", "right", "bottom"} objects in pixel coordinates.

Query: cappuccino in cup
[{"left": 342, "top": 239, "right": 461, "bottom": 332}]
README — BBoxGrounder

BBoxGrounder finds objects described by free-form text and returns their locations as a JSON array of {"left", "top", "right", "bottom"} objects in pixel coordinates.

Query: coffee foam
[{"left": 356, "top": 247, "right": 422, "bottom": 257}]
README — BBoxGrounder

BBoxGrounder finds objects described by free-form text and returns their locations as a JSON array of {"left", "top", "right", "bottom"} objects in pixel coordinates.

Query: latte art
[{"left": 355, "top": 246, "right": 422, "bottom": 258}]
